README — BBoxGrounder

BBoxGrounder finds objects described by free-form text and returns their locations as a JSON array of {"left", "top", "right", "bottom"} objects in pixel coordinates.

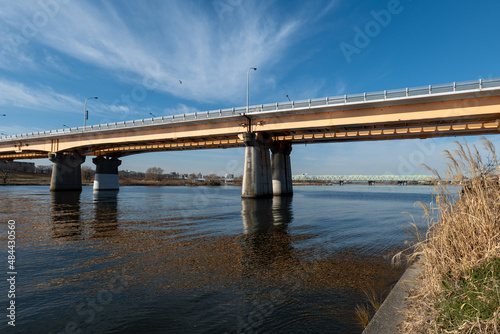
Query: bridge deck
[{"left": 1, "top": 78, "right": 500, "bottom": 160}]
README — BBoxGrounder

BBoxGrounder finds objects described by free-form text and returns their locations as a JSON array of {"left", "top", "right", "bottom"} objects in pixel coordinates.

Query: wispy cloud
[
  {"left": 163, "top": 104, "right": 201, "bottom": 116},
  {"left": 0, "top": 78, "right": 144, "bottom": 122},
  {"left": 0, "top": 78, "right": 80, "bottom": 112},
  {"left": 0, "top": 124, "right": 41, "bottom": 136},
  {"left": 0, "top": 1, "right": 337, "bottom": 104}
]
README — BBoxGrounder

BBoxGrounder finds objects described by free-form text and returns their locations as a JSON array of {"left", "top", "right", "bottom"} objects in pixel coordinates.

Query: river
[{"left": 0, "top": 184, "right": 434, "bottom": 333}]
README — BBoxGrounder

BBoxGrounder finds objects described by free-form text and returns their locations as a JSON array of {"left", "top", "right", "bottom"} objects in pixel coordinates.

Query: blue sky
[{"left": 1, "top": 0, "right": 500, "bottom": 176}]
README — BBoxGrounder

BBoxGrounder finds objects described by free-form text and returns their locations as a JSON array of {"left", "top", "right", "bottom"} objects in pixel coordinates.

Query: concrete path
[{"left": 362, "top": 263, "right": 422, "bottom": 334}]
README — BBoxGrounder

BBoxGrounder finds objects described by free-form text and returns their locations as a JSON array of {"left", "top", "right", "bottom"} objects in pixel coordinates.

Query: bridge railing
[
  {"left": 292, "top": 175, "right": 435, "bottom": 182},
  {"left": 2, "top": 77, "right": 500, "bottom": 142}
]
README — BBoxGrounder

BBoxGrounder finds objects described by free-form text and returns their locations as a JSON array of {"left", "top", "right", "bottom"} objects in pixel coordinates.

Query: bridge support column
[
  {"left": 271, "top": 141, "right": 293, "bottom": 196},
  {"left": 241, "top": 133, "right": 272, "bottom": 198},
  {"left": 49, "top": 152, "right": 85, "bottom": 191},
  {"left": 93, "top": 156, "right": 121, "bottom": 191}
]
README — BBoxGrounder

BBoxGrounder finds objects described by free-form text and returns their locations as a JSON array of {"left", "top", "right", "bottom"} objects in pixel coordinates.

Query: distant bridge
[{"left": 292, "top": 175, "right": 434, "bottom": 182}]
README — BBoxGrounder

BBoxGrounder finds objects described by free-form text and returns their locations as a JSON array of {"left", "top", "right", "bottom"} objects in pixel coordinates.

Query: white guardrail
[{"left": 2, "top": 77, "right": 500, "bottom": 142}]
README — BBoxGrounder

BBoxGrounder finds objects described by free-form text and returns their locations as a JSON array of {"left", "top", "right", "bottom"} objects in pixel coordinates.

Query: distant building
[
  {"left": 225, "top": 173, "right": 234, "bottom": 183},
  {"left": 119, "top": 170, "right": 145, "bottom": 178},
  {"left": 165, "top": 172, "right": 180, "bottom": 179}
]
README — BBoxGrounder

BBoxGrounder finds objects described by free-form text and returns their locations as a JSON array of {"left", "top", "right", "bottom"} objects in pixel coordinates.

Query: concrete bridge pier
[
  {"left": 241, "top": 133, "right": 272, "bottom": 198},
  {"left": 271, "top": 141, "right": 293, "bottom": 196},
  {"left": 49, "top": 152, "right": 86, "bottom": 191},
  {"left": 93, "top": 156, "right": 121, "bottom": 191}
]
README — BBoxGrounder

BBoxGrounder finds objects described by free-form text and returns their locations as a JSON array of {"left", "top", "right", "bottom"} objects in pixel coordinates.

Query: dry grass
[
  {"left": 355, "top": 303, "right": 373, "bottom": 329},
  {"left": 354, "top": 287, "right": 386, "bottom": 329},
  {"left": 363, "top": 288, "right": 384, "bottom": 311},
  {"left": 397, "top": 137, "right": 500, "bottom": 333}
]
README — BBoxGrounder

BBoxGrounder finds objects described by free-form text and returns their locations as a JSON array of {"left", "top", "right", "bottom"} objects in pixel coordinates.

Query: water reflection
[
  {"left": 7, "top": 185, "right": 420, "bottom": 333},
  {"left": 50, "top": 190, "right": 121, "bottom": 239},
  {"left": 242, "top": 196, "right": 293, "bottom": 233},
  {"left": 92, "top": 190, "right": 119, "bottom": 238},
  {"left": 272, "top": 195, "right": 293, "bottom": 227},
  {"left": 241, "top": 197, "right": 295, "bottom": 268},
  {"left": 50, "top": 191, "right": 82, "bottom": 240}
]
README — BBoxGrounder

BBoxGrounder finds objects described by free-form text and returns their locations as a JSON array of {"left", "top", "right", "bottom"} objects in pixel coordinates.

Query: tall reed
[{"left": 398, "top": 137, "right": 500, "bottom": 333}]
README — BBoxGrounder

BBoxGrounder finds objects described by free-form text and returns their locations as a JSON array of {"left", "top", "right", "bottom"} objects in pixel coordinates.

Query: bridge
[
  {"left": 1, "top": 77, "right": 500, "bottom": 197},
  {"left": 292, "top": 174, "right": 434, "bottom": 185}
]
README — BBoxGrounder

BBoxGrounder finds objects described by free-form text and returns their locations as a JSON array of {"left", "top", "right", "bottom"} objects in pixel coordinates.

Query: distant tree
[
  {"left": 145, "top": 167, "right": 164, "bottom": 181},
  {"left": 188, "top": 173, "right": 198, "bottom": 182},
  {"left": 36, "top": 165, "right": 52, "bottom": 174},
  {"left": 205, "top": 174, "right": 222, "bottom": 186},
  {"left": 0, "top": 162, "right": 13, "bottom": 185},
  {"left": 81, "top": 166, "right": 95, "bottom": 183}
]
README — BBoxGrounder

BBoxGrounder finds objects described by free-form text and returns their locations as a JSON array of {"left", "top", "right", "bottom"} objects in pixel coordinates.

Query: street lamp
[
  {"left": 150, "top": 112, "right": 156, "bottom": 118},
  {"left": 246, "top": 67, "right": 257, "bottom": 113},
  {"left": 84, "top": 97, "right": 98, "bottom": 128}
]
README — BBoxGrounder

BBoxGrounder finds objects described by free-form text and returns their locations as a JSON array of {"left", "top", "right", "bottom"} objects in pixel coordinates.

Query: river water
[{"left": 0, "top": 184, "right": 434, "bottom": 333}]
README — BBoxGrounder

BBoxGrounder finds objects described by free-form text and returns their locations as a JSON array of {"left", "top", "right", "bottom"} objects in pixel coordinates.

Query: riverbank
[
  {"left": 362, "top": 261, "right": 422, "bottom": 334},
  {"left": 380, "top": 139, "right": 500, "bottom": 333},
  {"left": 0, "top": 172, "right": 241, "bottom": 187},
  {"left": 2, "top": 172, "right": 433, "bottom": 187},
  {"left": 0, "top": 172, "right": 51, "bottom": 185}
]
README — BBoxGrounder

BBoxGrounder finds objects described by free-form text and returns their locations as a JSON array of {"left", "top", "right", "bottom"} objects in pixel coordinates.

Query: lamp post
[
  {"left": 246, "top": 67, "right": 257, "bottom": 113},
  {"left": 84, "top": 97, "right": 98, "bottom": 128}
]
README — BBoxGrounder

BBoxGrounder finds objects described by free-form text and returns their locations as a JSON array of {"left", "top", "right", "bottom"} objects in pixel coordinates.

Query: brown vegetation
[
  {"left": 0, "top": 171, "right": 51, "bottom": 185},
  {"left": 397, "top": 138, "right": 500, "bottom": 333}
]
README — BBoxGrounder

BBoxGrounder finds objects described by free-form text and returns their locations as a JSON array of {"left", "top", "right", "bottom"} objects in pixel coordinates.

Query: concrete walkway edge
[{"left": 362, "top": 263, "right": 422, "bottom": 334}]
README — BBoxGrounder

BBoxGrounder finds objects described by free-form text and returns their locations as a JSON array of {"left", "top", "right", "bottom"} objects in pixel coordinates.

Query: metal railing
[
  {"left": 2, "top": 77, "right": 500, "bottom": 142},
  {"left": 292, "top": 175, "right": 435, "bottom": 182}
]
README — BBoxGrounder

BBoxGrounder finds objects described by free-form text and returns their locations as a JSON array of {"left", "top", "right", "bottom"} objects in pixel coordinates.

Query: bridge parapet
[{"left": 1, "top": 77, "right": 500, "bottom": 143}]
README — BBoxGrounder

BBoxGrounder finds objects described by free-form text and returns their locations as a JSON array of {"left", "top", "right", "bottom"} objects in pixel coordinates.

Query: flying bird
[{"left": 179, "top": 80, "right": 182, "bottom": 84}]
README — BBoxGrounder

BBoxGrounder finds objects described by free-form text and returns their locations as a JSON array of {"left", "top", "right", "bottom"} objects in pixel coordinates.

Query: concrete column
[
  {"left": 93, "top": 156, "right": 121, "bottom": 191},
  {"left": 271, "top": 141, "right": 293, "bottom": 196},
  {"left": 241, "top": 133, "right": 272, "bottom": 198},
  {"left": 49, "top": 152, "right": 85, "bottom": 191}
]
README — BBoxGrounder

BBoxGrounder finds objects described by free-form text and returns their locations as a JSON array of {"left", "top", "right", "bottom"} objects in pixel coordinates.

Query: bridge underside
[{"left": 1, "top": 116, "right": 499, "bottom": 161}]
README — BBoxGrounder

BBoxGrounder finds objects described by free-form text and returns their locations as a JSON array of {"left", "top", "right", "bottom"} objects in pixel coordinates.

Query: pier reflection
[
  {"left": 92, "top": 190, "right": 119, "bottom": 238},
  {"left": 241, "top": 196, "right": 294, "bottom": 267},
  {"left": 50, "top": 191, "right": 82, "bottom": 240}
]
